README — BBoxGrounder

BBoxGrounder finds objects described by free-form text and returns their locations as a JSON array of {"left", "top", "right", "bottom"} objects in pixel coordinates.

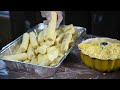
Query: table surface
[{"left": 1, "top": 34, "right": 120, "bottom": 79}]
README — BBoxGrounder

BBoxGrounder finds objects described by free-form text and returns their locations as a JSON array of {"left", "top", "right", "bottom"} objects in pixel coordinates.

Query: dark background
[{"left": 1, "top": 11, "right": 120, "bottom": 49}]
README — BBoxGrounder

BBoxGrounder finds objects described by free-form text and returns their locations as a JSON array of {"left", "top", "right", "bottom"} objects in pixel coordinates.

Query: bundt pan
[{"left": 78, "top": 37, "right": 120, "bottom": 72}]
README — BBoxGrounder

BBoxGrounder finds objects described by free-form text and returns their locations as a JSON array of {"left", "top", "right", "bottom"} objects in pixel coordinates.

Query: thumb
[{"left": 43, "top": 20, "right": 49, "bottom": 25}]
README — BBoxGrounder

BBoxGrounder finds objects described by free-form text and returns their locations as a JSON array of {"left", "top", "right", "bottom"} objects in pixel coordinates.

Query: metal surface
[{"left": 0, "top": 23, "right": 86, "bottom": 78}]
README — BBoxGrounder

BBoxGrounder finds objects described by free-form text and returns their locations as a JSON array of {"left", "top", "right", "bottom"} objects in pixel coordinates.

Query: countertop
[{"left": 1, "top": 34, "right": 120, "bottom": 79}]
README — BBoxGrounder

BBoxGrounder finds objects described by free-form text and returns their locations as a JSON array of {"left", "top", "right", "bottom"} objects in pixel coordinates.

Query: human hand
[{"left": 41, "top": 11, "right": 63, "bottom": 28}]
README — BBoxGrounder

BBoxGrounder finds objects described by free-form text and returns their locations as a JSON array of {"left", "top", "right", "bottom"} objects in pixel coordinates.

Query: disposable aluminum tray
[{"left": 0, "top": 23, "right": 86, "bottom": 77}]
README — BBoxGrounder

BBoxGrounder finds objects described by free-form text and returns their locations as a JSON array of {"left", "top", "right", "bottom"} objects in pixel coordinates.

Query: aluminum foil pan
[{"left": 0, "top": 23, "right": 86, "bottom": 77}]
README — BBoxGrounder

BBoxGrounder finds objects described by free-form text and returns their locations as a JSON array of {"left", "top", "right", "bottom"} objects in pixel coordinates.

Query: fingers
[
  {"left": 41, "top": 11, "right": 63, "bottom": 28},
  {"left": 41, "top": 11, "right": 51, "bottom": 20},
  {"left": 41, "top": 11, "right": 51, "bottom": 25},
  {"left": 56, "top": 11, "right": 63, "bottom": 28},
  {"left": 45, "top": 11, "right": 51, "bottom": 21},
  {"left": 41, "top": 11, "right": 46, "bottom": 18}
]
